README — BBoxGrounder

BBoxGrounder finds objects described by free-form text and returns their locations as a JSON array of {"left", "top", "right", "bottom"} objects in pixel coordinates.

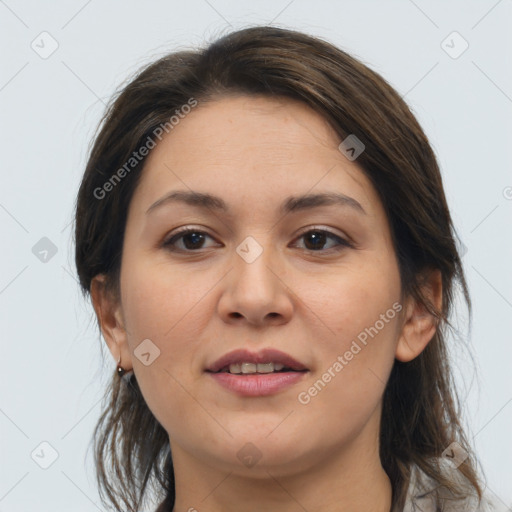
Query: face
[{"left": 107, "top": 95, "right": 412, "bottom": 477}]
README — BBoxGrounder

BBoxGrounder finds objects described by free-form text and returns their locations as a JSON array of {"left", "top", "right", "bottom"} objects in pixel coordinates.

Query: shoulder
[{"left": 402, "top": 458, "right": 500, "bottom": 512}]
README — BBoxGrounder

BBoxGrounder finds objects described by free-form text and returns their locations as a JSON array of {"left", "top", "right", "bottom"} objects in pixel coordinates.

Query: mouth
[
  {"left": 207, "top": 362, "right": 308, "bottom": 375},
  {"left": 206, "top": 367, "right": 309, "bottom": 397},
  {"left": 205, "top": 348, "right": 309, "bottom": 374},
  {"left": 204, "top": 348, "right": 309, "bottom": 396}
]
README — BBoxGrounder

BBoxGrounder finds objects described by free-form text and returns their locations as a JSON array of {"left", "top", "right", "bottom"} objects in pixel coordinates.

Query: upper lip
[{"left": 206, "top": 348, "right": 309, "bottom": 373}]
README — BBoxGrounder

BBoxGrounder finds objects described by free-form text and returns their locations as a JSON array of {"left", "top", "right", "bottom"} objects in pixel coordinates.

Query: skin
[{"left": 92, "top": 95, "right": 442, "bottom": 512}]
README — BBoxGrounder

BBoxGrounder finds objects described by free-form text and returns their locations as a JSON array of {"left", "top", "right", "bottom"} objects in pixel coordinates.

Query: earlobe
[
  {"left": 395, "top": 269, "right": 442, "bottom": 363},
  {"left": 90, "top": 274, "right": 133, "bottom": 371}
]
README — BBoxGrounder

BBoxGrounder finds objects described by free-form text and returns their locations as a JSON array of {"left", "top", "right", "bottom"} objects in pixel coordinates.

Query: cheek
[
  {"left": 293, "top": 284, "right": 401, "bottom": 441},
  {"left": 121, "top": 255, "right": 213, "bottom": 338},
  {"left": 119, "top": 262, "right": 210, "bottom": 429},
  {"left": 304, "top": 254, "right": 402, "bottom": 390},
  {"left": 312, "top": 253, "right": 401, "bottom": 339},
  {"left": 119, "top": 253, "right": 227, "bottom": 375}
]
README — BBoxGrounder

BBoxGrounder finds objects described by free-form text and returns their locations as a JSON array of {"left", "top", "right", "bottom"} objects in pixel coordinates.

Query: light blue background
[{"left": 1, "top": 1, "right": 511, "bottom": 510}]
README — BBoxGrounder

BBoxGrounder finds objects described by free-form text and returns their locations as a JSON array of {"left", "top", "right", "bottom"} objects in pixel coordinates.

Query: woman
[{"left": 74, "top": 26, "right": 495, "bottom": 511}]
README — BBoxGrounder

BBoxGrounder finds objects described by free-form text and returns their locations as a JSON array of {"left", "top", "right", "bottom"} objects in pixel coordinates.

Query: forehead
[
  {"left": 155, "top": 94, "right": 342, "bottom": 165},
  {"left": 131, "top": 95, "right": 380, "bottom": 218}
]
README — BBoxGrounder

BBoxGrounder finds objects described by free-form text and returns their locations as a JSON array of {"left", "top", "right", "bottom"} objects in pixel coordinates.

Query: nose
[{"left": 217, "top": 239, "right": 294, "bottom": 327}]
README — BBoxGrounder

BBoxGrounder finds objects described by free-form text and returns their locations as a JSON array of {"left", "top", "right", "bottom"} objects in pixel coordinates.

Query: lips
[{"left": 205, "top": 348, "right": 308, "bottom": 373}]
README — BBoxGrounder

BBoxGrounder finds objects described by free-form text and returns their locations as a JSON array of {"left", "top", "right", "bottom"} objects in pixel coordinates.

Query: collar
[{"left": 402, "top": 458, "right": 495, "bottom": 512}]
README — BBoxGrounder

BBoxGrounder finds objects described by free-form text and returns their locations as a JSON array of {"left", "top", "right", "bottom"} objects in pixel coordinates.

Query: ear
[
  {"left": 395, "top": 269, "right": 443, "bottom": 363},
  {"left": 90, "top": 274, "right": 133, "bottom": 371}
]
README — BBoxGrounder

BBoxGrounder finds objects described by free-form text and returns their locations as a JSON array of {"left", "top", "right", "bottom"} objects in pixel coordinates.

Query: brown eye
[
  {"left": 163, "top": 229, "right": 218, "bottom": 252},
  {"left": 293, "top": 229, "right": 352, "bottom": 252}
]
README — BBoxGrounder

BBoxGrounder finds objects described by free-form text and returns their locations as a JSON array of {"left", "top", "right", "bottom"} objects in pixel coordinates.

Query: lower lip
[{"left": 207, "top": 371, "right": 308, "bottom": 396}]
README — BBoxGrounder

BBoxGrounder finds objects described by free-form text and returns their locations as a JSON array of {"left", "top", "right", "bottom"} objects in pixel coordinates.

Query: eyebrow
[{"left": 146, "top": 190, "right": 366, "bottom": 216}]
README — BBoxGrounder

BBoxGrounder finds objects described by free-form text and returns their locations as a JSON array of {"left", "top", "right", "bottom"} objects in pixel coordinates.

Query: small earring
[{"left": 117, "top": 354, "right": 126, "bottom": 378}]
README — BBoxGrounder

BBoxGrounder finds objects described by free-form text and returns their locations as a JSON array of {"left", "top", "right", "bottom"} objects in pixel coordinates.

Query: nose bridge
[
  {"left": 217, "top": 232, "right": 293, "bottom": 325},
  {"left": 233, "top": 234, "right": 278, "bottom": 294}
]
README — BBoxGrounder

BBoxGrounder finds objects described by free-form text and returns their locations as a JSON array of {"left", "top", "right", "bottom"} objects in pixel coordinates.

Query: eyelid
[
  {"left": 291, "top": 225, "right": 354, "bottom": 251},
  {"left": 163, "top": 225, "right": 217, "bottom": 245},
  {"left": 294, "top": 225, "right": 349, "bottom": 241}
]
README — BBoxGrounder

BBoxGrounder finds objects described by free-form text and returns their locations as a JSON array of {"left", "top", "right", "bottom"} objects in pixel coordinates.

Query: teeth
[
  {"left": 241, "top": 362, "right": 257, "bottom": 373},
  {"left": 227, "top": 362, "right": 286, "bottom": 374},
  {"left": 229, "top": 363, "right": 242, "bottom": 373}
]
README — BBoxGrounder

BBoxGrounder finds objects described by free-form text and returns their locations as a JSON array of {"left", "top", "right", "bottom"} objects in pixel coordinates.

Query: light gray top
[{"left": 402, "top": 459, "right": 501, "bottom": 511}]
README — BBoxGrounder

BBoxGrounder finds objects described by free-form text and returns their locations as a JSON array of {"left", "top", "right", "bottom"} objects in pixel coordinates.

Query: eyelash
[{"left": 162, "top": 226, "right": 353, "bottom": 254}]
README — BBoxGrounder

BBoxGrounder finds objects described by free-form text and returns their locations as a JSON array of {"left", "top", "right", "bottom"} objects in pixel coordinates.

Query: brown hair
[{"left": 74, "top": 25, "right": 483, "bottom": 511}]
